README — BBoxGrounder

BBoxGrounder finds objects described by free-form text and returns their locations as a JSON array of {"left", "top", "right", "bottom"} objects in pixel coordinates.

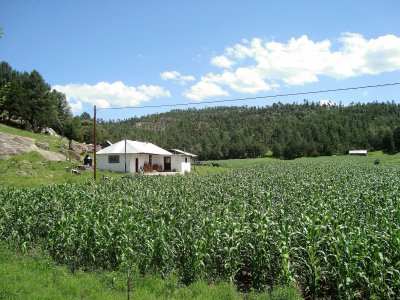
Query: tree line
[
  {"left": 100, "top": 102, "right": 400, "bottom": 160},
  {"left": 0, "top": 61, "right": 97, "bottom": 147},
  {"left": 1, "top": 61, "right": 400, "bottom": 159}
]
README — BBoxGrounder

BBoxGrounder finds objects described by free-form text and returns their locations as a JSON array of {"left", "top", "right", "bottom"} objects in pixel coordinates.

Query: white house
[{"left": 96, "top": 140, "right": 195, "bottom": 174}]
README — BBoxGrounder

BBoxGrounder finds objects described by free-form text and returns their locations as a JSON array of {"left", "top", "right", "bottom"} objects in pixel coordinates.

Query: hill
[
  {"left": 0, "top": 124, "right": 118, "bottom": 188},
  {"left": 99, "top": 102, "right": 400, "bottom": 160}
]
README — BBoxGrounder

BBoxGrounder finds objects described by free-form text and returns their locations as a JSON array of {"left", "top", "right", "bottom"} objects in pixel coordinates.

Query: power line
[{"left": 96, "top": 82, "right": 400, "bottom": 110}]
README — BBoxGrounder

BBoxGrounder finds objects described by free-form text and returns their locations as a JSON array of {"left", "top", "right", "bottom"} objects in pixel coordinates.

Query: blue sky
[{"left": 1, "top": 0, "right": 400, "bottom": 119}]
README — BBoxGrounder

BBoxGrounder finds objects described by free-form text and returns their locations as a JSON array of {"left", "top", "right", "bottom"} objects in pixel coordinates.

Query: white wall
[
  {"left": 171, "top": 155, "right": 191, "bottom": 174},
  {"left": 130, "top": 154, "right": 151, "bottom": 172},
  {"left": 97, "top": 153, "right": 192, "bottom": 174},
  {"left": 97, "top": 154, "right": 131, "bottom": 172}
]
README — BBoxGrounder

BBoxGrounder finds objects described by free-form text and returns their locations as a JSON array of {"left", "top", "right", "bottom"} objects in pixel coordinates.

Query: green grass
[
  {"left": 2, "top": 150, "right": 399, "bottom": 188},
  {"left": 0, "top": 151, "right": 123, "bottom": 188},
  {"left": 0, "top": 244, "right": 301, "bottom": 300},
  {"left": 0, "top": 123, "right": 68, "bottom": 153},
  {"left": 194, "top": 151, "right": 400, "bottom": 174}
]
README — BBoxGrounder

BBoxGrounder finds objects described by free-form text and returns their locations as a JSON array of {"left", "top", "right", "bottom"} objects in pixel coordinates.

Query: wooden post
[
  {"left": 93, "top": 105, "right": 97, "bottom": 181},
  {"left": 124, "top": 133, "right": 127, "bottom": 173}
]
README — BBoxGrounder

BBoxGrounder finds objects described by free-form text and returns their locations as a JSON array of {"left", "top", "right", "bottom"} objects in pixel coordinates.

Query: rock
[
  {"left": 41, "top": 127, "right": 59, "bottom": 137},
  {"left": 65, "top": 141, "right": 89, "bottom": 154},
  {"left": 36, "top": 141, "right": 49, "bottom": 149},
  {"left": 36, "top": 149, "right": 66, "bottom": 161},
  {"left": 87, "top": 144, "right": 102, "bottom": 152},
  {"left": 0, "top": 132, "right": 66, "bottom": 161},
  {"left": 0, "top": 132, "right": 37, "bottom": 158}
]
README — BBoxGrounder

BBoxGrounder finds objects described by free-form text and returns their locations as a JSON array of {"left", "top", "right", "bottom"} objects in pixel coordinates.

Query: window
[
  {"left": 185, "top": 157, "right": 188, "bottom": 163},
  {"left": 165, "top": 157, "right": 171, "bottom": 163},
  {"left": 149, "top": 155, "right": 152, "bottom": 166},
  {"left": 108, "top": 155, "right": 120, "bottom": 163}
]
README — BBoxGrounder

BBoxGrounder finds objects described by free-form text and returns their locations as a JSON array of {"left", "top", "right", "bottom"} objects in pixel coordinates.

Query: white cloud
[
  {"left": 185, "top": 33, "right": 400, "bottom": 100},
  {"left": 211, "top": 55, "right": 236, "bottom": 68},
  {"left": 68, "top": 100, "right": 83, "bottom": 113},
  {"left": 206, "top": 68, "right": 272, "bottom": 94},
  {"left": 160, "top": 71, "right": 195, "bottom": 85},
  {"left": 318, "top": 99, "right": 337, "bottom": 106},
  {"left": 183, "top": 79, "right": 229, "bottom": 101},
  {"left": 53, "top": 81, "right": 171, "bottom": 111}
]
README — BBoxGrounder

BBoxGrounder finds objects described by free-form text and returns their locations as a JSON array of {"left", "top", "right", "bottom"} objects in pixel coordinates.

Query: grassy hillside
[
  {"left": 0, "top": 123, "right": 68, "bottom": 152},
  {"left": 0, "top": 124, "right": 121, "bottom": 188}
]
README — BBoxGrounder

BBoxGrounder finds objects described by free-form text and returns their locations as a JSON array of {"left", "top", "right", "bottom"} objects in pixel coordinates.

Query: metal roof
[
  {"left": 97, "top": 140, "right": 172, "bottom": 155},
  {"left": 170, "top": 149, "right": 197, "bottom": 157}
]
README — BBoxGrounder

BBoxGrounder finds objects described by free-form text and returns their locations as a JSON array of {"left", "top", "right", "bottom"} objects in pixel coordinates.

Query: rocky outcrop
[
  {"left": 36, "top": 141, "right": 49, "bottom": 149},
  {"left": 0, "top": 132, "right": 66, "bottom": 161},
  {"left": 0, "top": 133, "right": 38, "bottom": 158},
  {"left": 41, "top": 127, "right": 59, "bottom": 137},
  {"left": 64, "top": 141, "right": 102, "bottom": 155}
]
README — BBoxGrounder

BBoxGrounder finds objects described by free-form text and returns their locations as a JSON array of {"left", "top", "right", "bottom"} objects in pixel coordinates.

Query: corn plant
[{"left": 0, "top": 161, "right": 399, "bottom": 298}]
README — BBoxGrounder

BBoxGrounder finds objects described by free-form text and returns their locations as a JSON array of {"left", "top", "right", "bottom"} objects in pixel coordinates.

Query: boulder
[
  {"left": 0, "top": 132, "right": 37, "bottom": 158},
  {"left": 36, "top": 141, "right": 49, "bottom": 149},
  {"left": 0, "top": 132, "right": 66, "bottom": 161},
  {"left": 41, "top": 127, "right": 59, "bottom": 137}
]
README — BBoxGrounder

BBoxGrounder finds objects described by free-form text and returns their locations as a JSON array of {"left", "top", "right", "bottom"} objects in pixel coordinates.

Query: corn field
[{"left": 1, "top": 161, "right": 400, "bottom": 299}]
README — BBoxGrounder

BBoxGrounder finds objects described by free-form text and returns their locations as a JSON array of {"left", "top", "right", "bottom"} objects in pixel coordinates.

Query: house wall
[
  {"left": 171, "top": 155, "right": 191, "bottom": 174},
  {"left": 130, "top": 154, "right": 155, "bottom": 172},
  {"left": 97, "top": 153, "right": 192, "bottom": 174},
  {"left": 97, "top": 154, "right": 132, "bottom": 172}
]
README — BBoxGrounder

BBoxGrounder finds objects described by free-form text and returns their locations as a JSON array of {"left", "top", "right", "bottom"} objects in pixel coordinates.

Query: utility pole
[
  {"left": 93, "top": 105, "right": 97, "bottom": 181},
  {"left": 124, "top": 133, "right": 127, "bottom": 173}
]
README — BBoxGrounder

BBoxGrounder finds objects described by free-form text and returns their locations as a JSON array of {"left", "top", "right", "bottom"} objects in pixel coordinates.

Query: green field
[{"left": 1, "top": 156, "right": 399, "bottom": 299}]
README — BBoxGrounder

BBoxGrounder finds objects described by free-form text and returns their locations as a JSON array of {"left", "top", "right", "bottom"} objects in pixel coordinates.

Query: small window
[
  {"left": 108, "top": 155, "right": 120, "bottom": 163},
  {"left": 165, "top": 157, "right": 171, "bottom": 163},
  {"left": 185, "top": 157, "right": 188, "bottom": 163}
]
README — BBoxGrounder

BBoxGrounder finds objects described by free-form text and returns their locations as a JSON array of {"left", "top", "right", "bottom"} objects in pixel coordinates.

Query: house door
[
  {"left": 135, "top": 158, "right": 139, "bottom": 173},
  {"left": 164, "top": 157, "right": 171, "bottom": 171}
]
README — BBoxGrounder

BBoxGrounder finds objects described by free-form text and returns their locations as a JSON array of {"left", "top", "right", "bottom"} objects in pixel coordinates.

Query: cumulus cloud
[
  {"left": 160, "top": 71, "right": 195, "bottom": 85},
  {"left": 184, "top": 33, "right": 400, "bottom": 100},
  {"left": 211, "top": 55, "right": 236, "bottom": 68},
  {"left": 183, "top": 79, "right": 229, "bottom": 101},
  {"left": 53, "top": 81, "right": 171, "bottom": 111},
  {"left": 68, "top": 100, "right": 83, "bottom": 113},
  {"left": 206, "top": 68, "right": 272, "bottom": 94}
]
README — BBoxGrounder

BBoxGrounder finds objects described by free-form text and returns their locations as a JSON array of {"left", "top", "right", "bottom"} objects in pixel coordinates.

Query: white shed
[
  {"left": 349, "top": 150, "right": 368, "bottom": 156},
  {"left": 96, "top": 140, "right": 195, "bottom": 174},
  {"left": 170, "top": 149, "right": 197, "bottom": 173}
]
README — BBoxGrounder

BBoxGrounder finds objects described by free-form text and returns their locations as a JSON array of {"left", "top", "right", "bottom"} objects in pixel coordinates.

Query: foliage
[
  {"left": 99, "top": 102, "right": 400, "bottom": 160},
  {"left": 0, "top": 61, "right": 72, "bottom": 134},
  {"left": 64, "top": 116, "right": 83, "bottom": 149},
  {"left": 1, "top": 160, "right": 399, "bottom": 299}
]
